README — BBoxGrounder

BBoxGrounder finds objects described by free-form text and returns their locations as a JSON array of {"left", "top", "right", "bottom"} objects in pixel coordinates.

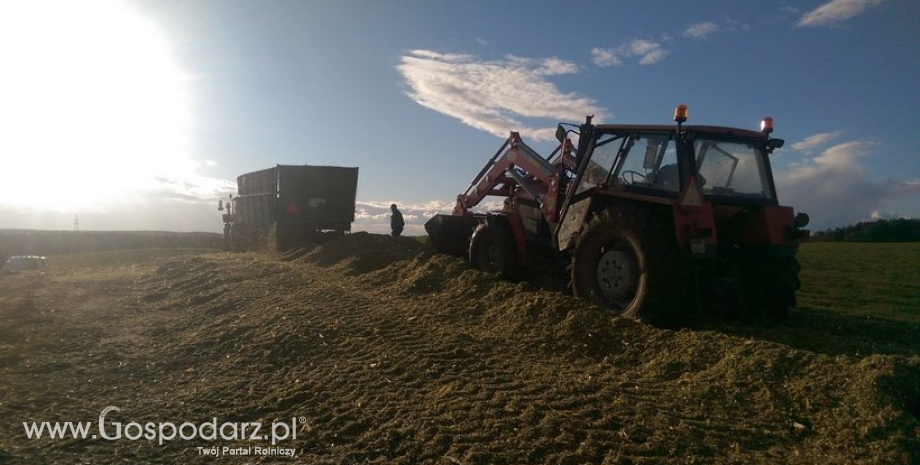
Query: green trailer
[{"left": 226, "top": 165, "right": 359, "bottom": 251}]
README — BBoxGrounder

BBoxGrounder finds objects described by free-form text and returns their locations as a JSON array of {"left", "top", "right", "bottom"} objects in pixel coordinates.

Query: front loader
[{"left": 425, "top": 105, "right": 810, "bottom": 322}]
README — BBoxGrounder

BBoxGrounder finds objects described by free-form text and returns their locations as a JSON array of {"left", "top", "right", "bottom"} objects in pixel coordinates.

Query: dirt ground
[{"left": 1, "top": 233, "right": 918, "bottom": 464}]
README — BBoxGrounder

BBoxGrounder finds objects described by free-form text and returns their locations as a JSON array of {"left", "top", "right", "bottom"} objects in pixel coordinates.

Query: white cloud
[
  {"left": 683, "top": 22, "right": 719, "bottom": 39},
  {"left": 796, "top": 0, "right": 887, "bottom": 27},
  {"left": 723, "top": 16, "right": 751, "bottom": 32},
  {"left": 591, "top": 48, "right": 622, "bottom": 67},
  {"left": 638, "top": 49, "right": 667, "bottom": 65},
  {"left": 146, "top": 174, "right": 235, "bottom": 204},
  {"left": 787, "top": 141, "right": 873, "bottom": 179},
  {"left": 775, "top": 141, "right": 920, "bottom": 228},
  {"left": 398, "top": 50, "right": 606, "bottom": 141},
  {"left": 535, "top": 57, "right": 580, "bottom": 75},
  {"left": 869, "top": 210, "right": 903, "bottom": 221},
  {"left": 790, "top": 131, "right": 843, "bottom": 151},
  {"left": 629, "top": 39, "right": 668, "bottom": 64},
  {"left": 591, "top": 39, "right": 669, "bottom": 67}
]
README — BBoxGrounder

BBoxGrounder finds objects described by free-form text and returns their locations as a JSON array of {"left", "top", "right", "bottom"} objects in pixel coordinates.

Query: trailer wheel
[
  {"left": 571, "top": 205, "right": 687, "bottom": 323},
  {"left": 469, "top": 219, "right": 517, "bottom": 279}
]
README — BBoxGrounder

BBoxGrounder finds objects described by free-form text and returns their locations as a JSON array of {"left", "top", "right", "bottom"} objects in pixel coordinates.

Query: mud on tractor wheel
[
  {"left": 571, "top": 205, "right": 688, "bottom": 322},
  {"left": 469, "top": 217, "right": 518, "bottom": 280}
]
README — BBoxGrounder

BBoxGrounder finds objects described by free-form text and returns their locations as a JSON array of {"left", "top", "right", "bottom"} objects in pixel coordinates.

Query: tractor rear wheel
[
  {"left": 571, "top": 205, "right": 687, "bottom": 323},
  {"left": 756, "top": 256, "right": 800, "bottom": 321},
  {"left": 469, "top": 219, "right": 517, "bottom": 279}
]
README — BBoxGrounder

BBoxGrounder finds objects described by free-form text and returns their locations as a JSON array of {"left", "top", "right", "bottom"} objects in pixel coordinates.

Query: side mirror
[
  {"left": 768, "top": 138, "right": 785, "bottom": 152},
  {"left": 555, "top": 124, "right": 567, "bottom": 144}
]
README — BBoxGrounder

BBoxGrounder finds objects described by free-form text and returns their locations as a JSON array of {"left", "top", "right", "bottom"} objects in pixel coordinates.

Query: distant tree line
[{"left": 809, "top": 218, "right": 920, "bottom": 243}]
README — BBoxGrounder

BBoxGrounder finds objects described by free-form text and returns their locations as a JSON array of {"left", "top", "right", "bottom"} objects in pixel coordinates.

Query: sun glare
[{"left": 0, "top": 0, "right": 194, "bottom": 210}]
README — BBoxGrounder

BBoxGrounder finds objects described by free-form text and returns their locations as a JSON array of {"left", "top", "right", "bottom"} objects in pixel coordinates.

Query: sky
[{"left": 0, "top": 0, "right": 917, "bottom": 235}]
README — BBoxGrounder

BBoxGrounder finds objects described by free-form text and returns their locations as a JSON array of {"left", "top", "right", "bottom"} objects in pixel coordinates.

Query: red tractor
[{"left": 426, "top": 105, "right": 809, "bottom": 322}]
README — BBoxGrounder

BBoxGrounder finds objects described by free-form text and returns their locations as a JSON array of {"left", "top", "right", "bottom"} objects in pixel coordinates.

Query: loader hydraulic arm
[{"left": 453, "top": 132, "right": 571, "bottom": 223}]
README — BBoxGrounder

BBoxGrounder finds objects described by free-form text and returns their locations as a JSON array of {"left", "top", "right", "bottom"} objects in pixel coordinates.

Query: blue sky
[{"left": 0, "top": 0, "right": 917, "bottom": 234}]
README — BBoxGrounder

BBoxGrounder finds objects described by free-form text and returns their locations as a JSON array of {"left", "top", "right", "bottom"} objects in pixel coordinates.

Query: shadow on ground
[{"left": 690, "top": 307, "right": 920, "bottom": 357}]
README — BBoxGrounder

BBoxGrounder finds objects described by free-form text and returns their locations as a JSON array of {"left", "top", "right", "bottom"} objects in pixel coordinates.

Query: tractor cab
[
  {"left": 556, "top": 106, "right": 797, "bottom": 255},
  {"left": 568, "top": 124, "right": 782, "bottom": 207}
]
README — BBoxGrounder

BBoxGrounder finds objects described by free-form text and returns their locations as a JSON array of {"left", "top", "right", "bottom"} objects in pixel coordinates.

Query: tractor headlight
[{"left": 794, "top": 212, "right": 810, "bottom": 228}]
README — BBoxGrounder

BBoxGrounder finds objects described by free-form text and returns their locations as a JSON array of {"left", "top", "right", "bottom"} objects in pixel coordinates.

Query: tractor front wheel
[{"left": 571, "top": 205, "right": 687, "bottom": 323}]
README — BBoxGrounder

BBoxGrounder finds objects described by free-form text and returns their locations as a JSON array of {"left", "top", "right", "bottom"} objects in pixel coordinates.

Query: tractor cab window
[
  {"left": 612, "top": 133, "right": 678, "bottom": 192},
  {"left": 576, "top": 134, "right": 622, "bottom": 194},
  {"left": 693, "top": 139, "right": 771, "bottom": 198}
]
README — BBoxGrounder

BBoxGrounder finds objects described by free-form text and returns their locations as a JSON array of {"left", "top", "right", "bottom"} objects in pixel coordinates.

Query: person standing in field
[{"left": 390, "top": 204, "right": 405, "bottom": 237}]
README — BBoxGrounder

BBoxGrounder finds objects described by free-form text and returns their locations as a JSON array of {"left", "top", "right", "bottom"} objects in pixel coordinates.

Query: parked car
[{"left": 1, "top": 255, "right": 48, "bottom": 273}]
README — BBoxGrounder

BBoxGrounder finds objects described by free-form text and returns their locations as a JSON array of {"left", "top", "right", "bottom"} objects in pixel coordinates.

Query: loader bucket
[{"left": 425, "top": 214, "right": 480, "bottom": 257}]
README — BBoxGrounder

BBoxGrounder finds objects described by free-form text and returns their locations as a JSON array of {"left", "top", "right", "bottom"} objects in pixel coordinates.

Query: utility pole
[{"left": 74, "top": 215, "right": 80, "bottom": 232}]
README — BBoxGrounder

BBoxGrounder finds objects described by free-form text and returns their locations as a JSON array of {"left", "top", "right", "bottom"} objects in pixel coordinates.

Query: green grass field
[
  {"left": 798, "top": 242, "right": 920, "bottom": 324},
  {"left": 701, "top": 242, "right": 920, "bottom": 357}
]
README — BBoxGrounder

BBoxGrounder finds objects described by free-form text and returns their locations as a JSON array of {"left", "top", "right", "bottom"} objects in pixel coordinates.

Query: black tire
[
  {"left": 757, "top": 256, "right": 800, "bottom": 321},
  {"left": 469, "top": 218, "right": 517, "bottom": 279},
  {"left": 274, "top": 224, "right": 290, "bottom": 252},
  {"left": 229, "top": 224, "right": 257, "bottom": 252},
  {"left": 570, "top": 205, "right": 688, "bottom": 322}
]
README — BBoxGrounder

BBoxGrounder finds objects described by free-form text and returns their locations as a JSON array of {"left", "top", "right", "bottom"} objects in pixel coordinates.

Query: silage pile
[
  {"left": 296, "top": 232, "right": 426, "bottom": 275},
  {"left": 129, "top": 233, "right": 919, "bottom": 464}
]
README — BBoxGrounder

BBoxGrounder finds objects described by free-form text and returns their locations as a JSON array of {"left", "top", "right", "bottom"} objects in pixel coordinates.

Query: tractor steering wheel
[{"left": 620, "top": 170, "right": 647, "bottom": 184}]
